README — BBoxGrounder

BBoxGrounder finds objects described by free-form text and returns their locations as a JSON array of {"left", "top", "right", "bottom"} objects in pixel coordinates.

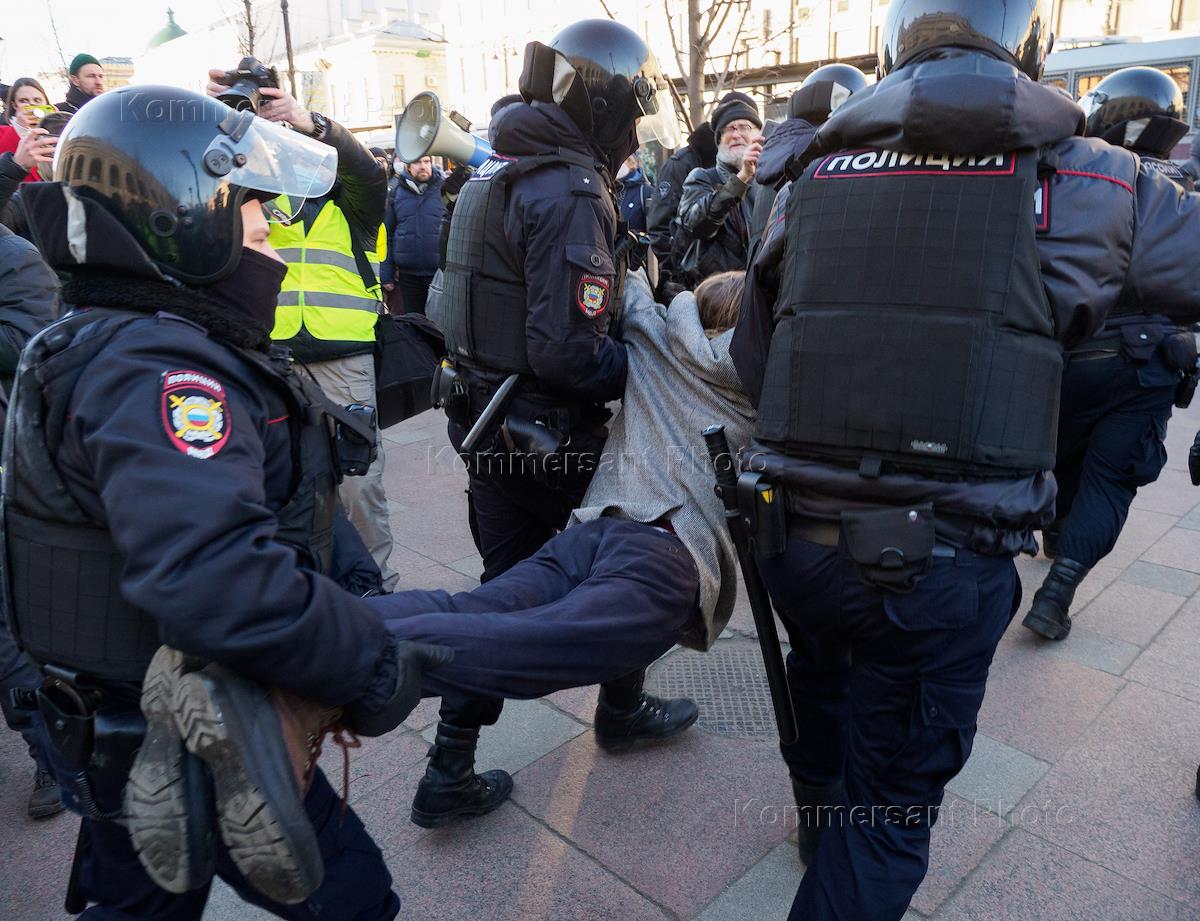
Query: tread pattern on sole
[{"left": 176, "top": 671, "right": 323, "bottom": 905}]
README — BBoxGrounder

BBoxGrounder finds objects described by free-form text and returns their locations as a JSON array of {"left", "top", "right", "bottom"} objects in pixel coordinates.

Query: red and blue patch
[{"left": 160, "top": 369, "right": 230, "bottom": 460}]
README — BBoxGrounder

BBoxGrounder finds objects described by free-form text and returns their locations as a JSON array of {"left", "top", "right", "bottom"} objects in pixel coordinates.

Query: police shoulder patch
[
  {"left": 657, "top": 180, "right": 673, "bottom": 197},
  {"left": 576, "top": 274, "right": 610, "bottom": 319},
  {"left": 161, "top": 369, "right": 231, "bottom": 459}
]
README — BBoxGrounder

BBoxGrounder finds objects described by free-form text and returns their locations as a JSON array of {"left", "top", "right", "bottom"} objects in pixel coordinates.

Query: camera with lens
[
  {"left": 218, "top": 56, "right": 280, "bottom": 112},
  {"left": 336, "top": 403, "right": 378, "bottom": 477}
]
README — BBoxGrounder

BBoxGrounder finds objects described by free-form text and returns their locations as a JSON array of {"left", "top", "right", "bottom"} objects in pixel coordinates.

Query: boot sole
[
  {"left": 27, "top": 798, "right": 66, "bottom": 820},
  {"left": 410, "top": 774, "right": 514, "bottom": 829},
  {"left": 125, "top": 648, "right": 208, "bottom": 894},
  {"left": 595, "top": 707, "right": 700, "bottom": 753},
  {"left": 1022, "top": 609, "right": 1071, "bottom": 641},
  {"left": 176, "top": 671, "right": 322, "bottom": 905}
]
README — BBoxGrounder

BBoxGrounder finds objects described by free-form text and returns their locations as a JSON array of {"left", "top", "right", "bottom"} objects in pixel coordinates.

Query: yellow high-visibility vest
[{"left": 269, "top": 198, "right": 387, "bottom": 343}]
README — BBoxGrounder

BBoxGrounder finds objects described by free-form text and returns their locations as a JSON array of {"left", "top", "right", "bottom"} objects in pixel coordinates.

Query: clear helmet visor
[
  {"left": 202, "top": 111, "right": 337, "bottom": 222},
  {"left": 633, "top": 50, "right": 682, "bottom": 150}
]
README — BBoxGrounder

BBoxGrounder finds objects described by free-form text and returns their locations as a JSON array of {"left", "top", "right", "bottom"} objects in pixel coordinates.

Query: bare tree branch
[
  {"left": 701, "top": 0, "right": 737, "bottom": 50},
  {"left": 597, "top": 0, "right": 618, "bottom": 20},
  {"left": 662, "top": 0, "right": 689, "bottom": 91},
  {"left": 710, "top": 1, "right": 752, "bottom": 115}
]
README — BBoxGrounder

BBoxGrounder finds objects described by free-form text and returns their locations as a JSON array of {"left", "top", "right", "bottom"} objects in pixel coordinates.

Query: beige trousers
[{"left": 305, "top": 352, "right": 398, "bottom": 590}]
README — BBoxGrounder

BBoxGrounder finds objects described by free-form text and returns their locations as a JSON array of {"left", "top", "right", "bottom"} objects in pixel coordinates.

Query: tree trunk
[
  {"left": 243, "top": 0, "right": 256, "bottom": 55},
  {"left": 687, "top": 0, "right": 705, "bottom": 130}
]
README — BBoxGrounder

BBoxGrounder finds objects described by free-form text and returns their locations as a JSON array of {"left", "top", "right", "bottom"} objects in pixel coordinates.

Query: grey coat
[{"left": 570, "top": 272, "right": 755, "bottom": 650}]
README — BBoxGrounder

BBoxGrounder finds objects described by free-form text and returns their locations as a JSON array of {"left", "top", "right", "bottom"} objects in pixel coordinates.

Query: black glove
[
  {"left": 440, "top": 164, "right": 472, "bottom": 206},
  {"left": 342, "top": 640, "right": 454, "bottom": 737}
]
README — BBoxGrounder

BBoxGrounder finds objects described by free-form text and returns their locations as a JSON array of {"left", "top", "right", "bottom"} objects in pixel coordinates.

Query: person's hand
[
  {"left": 737, "top": 137, "right": 763, "bottom": 184},
  {"left": 205, "top": 70, "right": 315, "bottom": 135},
  {"left": 14, "top": 127, "right": 56, "bottom": 173},
  {"left": 256, "top": 86, "right": 315, "bottom": 135},
  {"left": 206, "top": 67, "right": 234, "bottom": 99},
  {"left": 382, "top": 283, "right": 395, "bottom": 292}
]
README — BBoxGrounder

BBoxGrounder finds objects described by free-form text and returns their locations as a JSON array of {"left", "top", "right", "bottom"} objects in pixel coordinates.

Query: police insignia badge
[
  {"left": 161, "top": 369, "right": 230, "bottom": 459},
  {"left": 577, "top": 274, "right": 610, "bottom": 318},
  {"left": 657, "top": 181, "right": 672, "bottom": 197}
]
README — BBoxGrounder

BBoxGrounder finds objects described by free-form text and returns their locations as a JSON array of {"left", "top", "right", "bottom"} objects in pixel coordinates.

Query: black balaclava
[{"left": 205, "top": 247, "right": 288, "bottom": 343}]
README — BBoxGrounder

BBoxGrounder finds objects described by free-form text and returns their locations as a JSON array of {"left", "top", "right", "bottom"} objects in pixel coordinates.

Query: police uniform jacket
[
  {"left": 466, "top": 101, "right": 627, "bottom": 402},
  {"left": 749, "top": 116, "right": 819, "bottom": 252},
  {"left": 10, "top": 198, "right": 397, "bottom": 705},
  {"left": 731, "top": 50, "right": 1200, "bottom": 555}
]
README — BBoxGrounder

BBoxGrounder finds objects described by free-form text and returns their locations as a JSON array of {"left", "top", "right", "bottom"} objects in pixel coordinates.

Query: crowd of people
[{"left": 1, "top": 2, "right": 1200, "bottom": 920}]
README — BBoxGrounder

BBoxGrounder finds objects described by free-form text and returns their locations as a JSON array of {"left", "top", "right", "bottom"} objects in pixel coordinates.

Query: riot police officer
[
  {"left": 428, "top": 19, "right": 696, "bottom": 829},
  {"left": 748, "top": 62, "right": 868, "bottom": 251},
  {"left": 730, "top": 2, "right": 1200, "bottom": 918},
  {"left": 1024, "top": 65, "right": 1197, "bottom": 640},
  {"left": 4, "top": 85, "right": 449, "bottom": 919}
]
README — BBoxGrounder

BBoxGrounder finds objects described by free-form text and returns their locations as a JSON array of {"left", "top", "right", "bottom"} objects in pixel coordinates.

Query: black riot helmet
[
  {"left": 878, "top": 0, "right": 1053, "bottom": 81},
  {"left": 1080, "top": 66, "right": 1189, "bottom": 158},
  {"left": 791, "top": 63, "right": 869, "bottom": 123},
  {"left": 519, "top": 19, "right": 681, "bottom": 158},
  {"left": 50, "top": 85, "right": 336, "bottom": 284}
]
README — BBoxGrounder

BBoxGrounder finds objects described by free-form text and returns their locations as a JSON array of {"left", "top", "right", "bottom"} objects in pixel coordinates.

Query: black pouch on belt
[
  {"left": 841, "top": 504, "right": 936, "bottom": 594},
  {"left": 1161, "top": 329, "right": 1198, "bottom": 373},
  {"left": 1119, "top": 323, "right": 1165, "bottom": 362}
]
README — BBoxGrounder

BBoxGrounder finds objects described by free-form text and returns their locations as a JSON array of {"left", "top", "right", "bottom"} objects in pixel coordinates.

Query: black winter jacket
[{"left": 732, "top": 50, "right": 1200, "bottom": 554}]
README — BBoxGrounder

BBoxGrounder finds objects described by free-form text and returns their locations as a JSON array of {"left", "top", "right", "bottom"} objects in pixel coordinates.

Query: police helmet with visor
[
  {"left": 877, "top": 0, "right": 1053, "bottom": 81},
  {"left": 1080, "top": 66, "right": 1189, "bottom": 159},
  {"left": 792, "top": 63, "right": 869, "bottom": 123},
  {"left": 51, "top": 85, "right": 335, "bottom": 285},
  {"left": 519, "top": 19, "right": 681, "bottom": 159}
]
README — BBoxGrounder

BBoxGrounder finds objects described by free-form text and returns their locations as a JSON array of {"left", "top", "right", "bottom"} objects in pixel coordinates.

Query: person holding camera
[
  {"left": 207, "top": 65, "right": 398, "bottom": 590},
  {"left": 0, "top": 78, "right": 59, "bottom": 185}
]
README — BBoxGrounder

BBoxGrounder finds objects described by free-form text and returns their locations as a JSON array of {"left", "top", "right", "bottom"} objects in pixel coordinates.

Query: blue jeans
[{"left": 756, "top": 527, "right": 1019, "bottom": 921}]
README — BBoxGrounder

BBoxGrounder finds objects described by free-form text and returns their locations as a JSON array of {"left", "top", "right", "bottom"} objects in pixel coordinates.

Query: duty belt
[{"left": 787, "top": 514, "right": 959, "bottom": 559}]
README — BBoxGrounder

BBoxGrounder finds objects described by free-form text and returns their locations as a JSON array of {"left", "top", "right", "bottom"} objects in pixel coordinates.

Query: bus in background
[{"left": 1046, "top": 34, "right": 1200, "bottom": 159}]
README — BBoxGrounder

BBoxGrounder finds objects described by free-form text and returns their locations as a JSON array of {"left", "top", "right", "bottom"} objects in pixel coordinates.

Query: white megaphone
[{"left": 395, "top": 91, "right": 492, "bottom": 168}]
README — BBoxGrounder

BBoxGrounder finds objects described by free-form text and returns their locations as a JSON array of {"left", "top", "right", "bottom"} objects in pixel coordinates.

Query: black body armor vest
[
  {"left": 756, "top": 149, "right": 1061, "bottom": 479},
  {"left": 441, "top": 149, "right": 609, "bottom": 374},
  {"left": 2, "top": 311, "right": 341, "bottom": 681}
]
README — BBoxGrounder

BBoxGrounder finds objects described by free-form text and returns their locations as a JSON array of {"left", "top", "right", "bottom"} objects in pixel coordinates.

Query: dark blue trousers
[
  {"left": 371, "top": 518, "right": 698, "bottom": 702},
  {"left": 756, "top": 528, "right": 1019, "bottom": 921},
  {"left": 1052, "top": 353, "right": 1176, "bottom": 567},
  {"left": 40, "top": 750, "right": 399, "bottom": 920},
  {"left": 0, "top": 603, "right": 44, "bottom": 762}
]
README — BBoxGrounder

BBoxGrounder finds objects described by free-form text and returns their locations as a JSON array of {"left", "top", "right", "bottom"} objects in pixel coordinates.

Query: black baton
[
  {"left": 704, "top": 424, "right": 799, "bottom": 745},
  {"left": 460, "top": 373, "right": 521, "bottom": 454}
]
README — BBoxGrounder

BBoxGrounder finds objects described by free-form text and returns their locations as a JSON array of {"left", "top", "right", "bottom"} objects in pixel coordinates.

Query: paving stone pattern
[{"left": 3, "top": 405, "right": 1200, "bottom": 919}]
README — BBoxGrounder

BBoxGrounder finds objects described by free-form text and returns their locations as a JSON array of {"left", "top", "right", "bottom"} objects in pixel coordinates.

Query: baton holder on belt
[
  {"left": 461, "top": 373, "right": 521, "bottom": 454},
  {"left": 704, "top": 425, "right": 798, "bottom": 745}
]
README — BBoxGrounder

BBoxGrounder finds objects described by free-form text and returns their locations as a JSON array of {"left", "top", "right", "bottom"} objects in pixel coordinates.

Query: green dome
[{"left": 148, "top": 8, "right": 187, "bottom": 49}]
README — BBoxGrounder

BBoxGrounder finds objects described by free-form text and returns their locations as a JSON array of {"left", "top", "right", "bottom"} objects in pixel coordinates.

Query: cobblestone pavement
[{"left": 3, "top": 403, "right": 1199, "bottom": 920}]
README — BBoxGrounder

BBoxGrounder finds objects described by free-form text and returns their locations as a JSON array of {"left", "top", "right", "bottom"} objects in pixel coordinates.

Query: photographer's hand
[
  {"left": 206, "top": 68, "right": 232, "bottom": 99},
  {"left": 257, "top": 87, "right": 315, "bottom": 136},
  {"left": 14, "top": 128, "right": 56, "bottom": 173}
]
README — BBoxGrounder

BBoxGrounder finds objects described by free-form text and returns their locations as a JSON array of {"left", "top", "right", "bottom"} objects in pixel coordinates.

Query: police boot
[
  {"left": 1022, "top": 558, "right": 1090, "bottom": 641},
  {"left": 791, "top": 778, "right": 842, "bottom": 866},
  {"left": 28, "top": 762, "right": 65, "bottom": 819},
  {"left": 1041, "top": 526, "right": 1060, "bottom": 560},
  {"left": 593, "top": 676, "right": 699, "bottom": 753},
  {"left": 174, "top": 663, "right": 323, "bottom": 905},
  {"left": 125, "top": 646, "right": 216, "bottom": 894},
  {"left": 410, "top": 722, "right": 513, "bottom": 829}
]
